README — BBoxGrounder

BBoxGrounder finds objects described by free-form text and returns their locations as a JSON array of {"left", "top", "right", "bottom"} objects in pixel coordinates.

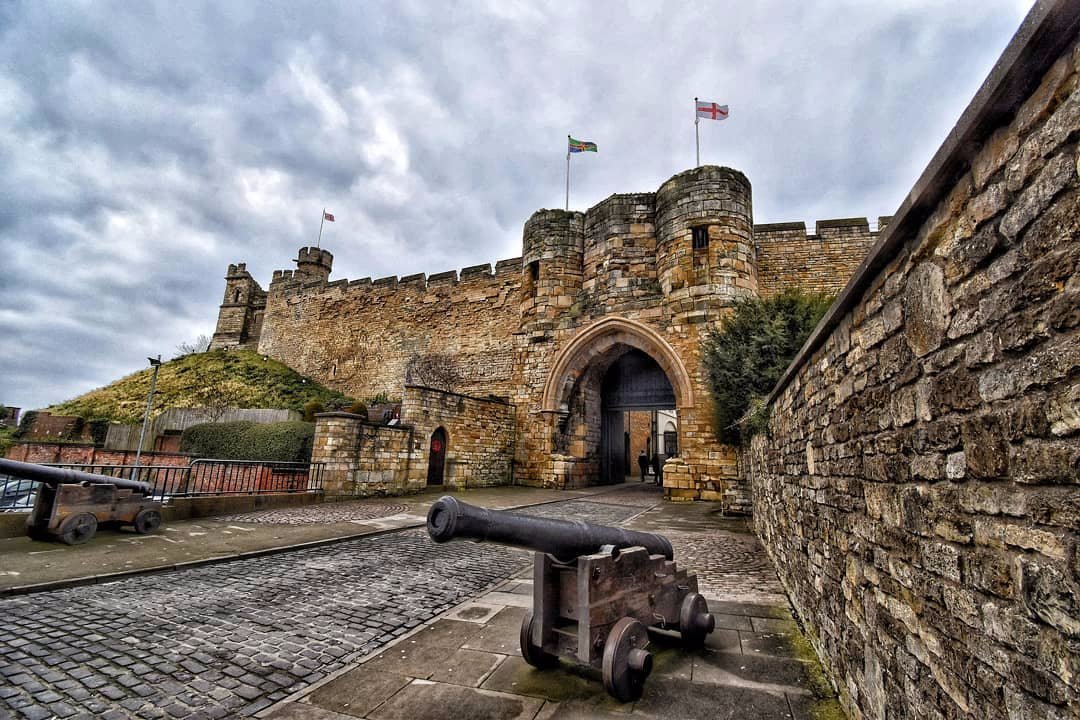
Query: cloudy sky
[{"left": 0, "top": 0, "right": 1033, "bottom": 413}]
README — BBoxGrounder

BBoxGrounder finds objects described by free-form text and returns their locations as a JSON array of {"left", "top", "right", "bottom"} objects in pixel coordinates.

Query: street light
[{"left": 132, "top": 355, "right": 162, "bottom": 481}]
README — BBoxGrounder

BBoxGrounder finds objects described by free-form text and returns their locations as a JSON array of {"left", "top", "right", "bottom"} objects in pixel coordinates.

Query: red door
[{"left": 427, "top": 428, "right": 447, "bottom": 485}]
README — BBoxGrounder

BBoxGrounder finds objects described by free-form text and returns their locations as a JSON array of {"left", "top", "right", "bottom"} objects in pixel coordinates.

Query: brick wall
[
  {"left": 747, "top": 8, "right": 1078, "bottom": 719},
  {"left": 6, "top": 443, "right": 192, "bottom": 467},
  {"left": 401, "top": 385, "right": 516, "bottom": 490}
]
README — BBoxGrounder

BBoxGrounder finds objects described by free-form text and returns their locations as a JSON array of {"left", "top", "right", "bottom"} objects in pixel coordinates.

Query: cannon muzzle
[
  {"left": 426, "top": 495, "right": 673, "bottom": 561},
  {"left": 0, "top": 458, "right": 153, "bottom": 495}
]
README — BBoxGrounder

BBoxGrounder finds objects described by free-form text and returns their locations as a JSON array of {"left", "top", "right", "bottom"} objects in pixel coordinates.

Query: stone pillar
[{"left": 311, "top": 411, "right": 364, "bottom": 495}]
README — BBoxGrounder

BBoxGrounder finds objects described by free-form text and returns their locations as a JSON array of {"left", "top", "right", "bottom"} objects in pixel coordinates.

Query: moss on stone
[{"left": 780, "top": 626, "right": 836, "bottom": 699}]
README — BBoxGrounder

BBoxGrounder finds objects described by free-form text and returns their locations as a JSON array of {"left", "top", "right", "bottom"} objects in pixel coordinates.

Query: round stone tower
[
  {"left": 520, "top": 209, "right": 585, "bottom": 327},
  {"left": 294, "top": 246, "right": 334, "bottom": 281},
  {"left": 655, "top": 166, "right": 756, "bottom": 319}
]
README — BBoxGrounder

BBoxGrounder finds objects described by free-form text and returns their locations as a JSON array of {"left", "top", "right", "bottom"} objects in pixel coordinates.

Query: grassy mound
[{"left": 47, "top": 350, "right": 349, "bottom": 424}]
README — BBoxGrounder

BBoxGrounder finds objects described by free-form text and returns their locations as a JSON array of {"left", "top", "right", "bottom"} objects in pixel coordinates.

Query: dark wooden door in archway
[
  {"left": 600, "top": 350, "right": 676, "bottom": 484},
  {"left": 427, "top": 428, "right": 447, "bottom": 485}
]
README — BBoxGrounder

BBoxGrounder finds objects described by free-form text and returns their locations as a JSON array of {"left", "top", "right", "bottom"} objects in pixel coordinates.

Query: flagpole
[
  {"left": 694, "top": 97, "right": 700, "bottom": 167},
  {"left": 317, "top": 208, "right": 325, "bottom": 248},
  {"left": 565, "top": 136, "right": 571, "bottom": 211}
]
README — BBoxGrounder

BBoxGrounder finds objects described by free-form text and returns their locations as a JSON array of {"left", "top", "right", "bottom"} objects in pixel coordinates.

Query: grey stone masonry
[{"left": 748, "top": 4, "right": 1079, "bottom": 719}]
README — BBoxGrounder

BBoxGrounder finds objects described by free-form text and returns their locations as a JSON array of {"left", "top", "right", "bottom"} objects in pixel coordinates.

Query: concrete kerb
[{"left": 0, "top": 484, "right": 640, "bottom": 597}]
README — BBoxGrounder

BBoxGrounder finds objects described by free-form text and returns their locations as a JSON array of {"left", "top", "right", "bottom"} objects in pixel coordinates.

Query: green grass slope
[{"left": 47, "top": 350, "right": 348, "bottom": 424}]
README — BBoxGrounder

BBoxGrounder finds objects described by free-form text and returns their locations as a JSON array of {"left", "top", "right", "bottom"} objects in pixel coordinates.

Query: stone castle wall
[
  {"left": 310, "top": 411, "right": 414, "bottom": 497},
  {"left": 747, "top": 12, "right": 1078, "bottom": 718},
  {"left": 310, "top": 385, "right": 516, "bottom": 496},
  {"left": 755, "top": 218, "right": 885, "bottom": 298},
  {"left": 212, "top": 172, "right": 878, "bottom": 502},
  {"left": 257, "top": 259, "right": 522, "bottom": 402},
  {"left": 401, "top": 385, "right": 516, "bottom": 489}
]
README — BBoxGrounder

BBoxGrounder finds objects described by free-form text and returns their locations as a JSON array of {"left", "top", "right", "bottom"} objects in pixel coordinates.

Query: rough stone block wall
[
  {"left": 258, "top": 260, "right": 521, "bottom": 402},
  {"left": 310, "top": 412, "right": 415, "bottom": 497},
  {"left": 401, "top": 385, "right": 515, "bottom": 490},
  {"left": 755, "top": 218, "right": 880, "bottom": 298},
  {"left": 748, "top": 19, "right": 1078, "bottom": 720},
  {"left": 351, "top": 424, "right": 415, "bottom": 495}
]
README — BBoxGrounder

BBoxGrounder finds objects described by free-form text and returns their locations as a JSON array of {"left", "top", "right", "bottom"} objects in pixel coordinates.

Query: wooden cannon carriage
[
  {"left": 0, "top": 458, "right": 163, "bottom": 545},
  {"left": 426, "top": 496, "right": 715, "bottom": 701}
]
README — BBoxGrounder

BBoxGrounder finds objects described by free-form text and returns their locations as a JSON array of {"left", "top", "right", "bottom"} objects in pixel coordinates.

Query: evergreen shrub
[
  {"left": 703, "top": 288, "right": 833, "bottom": 445},
  {"left": 180, "top": 420, "right": 315, "bottom": 462}
]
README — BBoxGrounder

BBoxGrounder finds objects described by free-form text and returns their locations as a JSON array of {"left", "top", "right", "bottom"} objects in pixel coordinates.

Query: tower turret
[
  {"left": 520, "top": 210, "right": 585, "bottom": 331},
  {"left": 295, "top": 246, "right": 334, "bottom": 282},
  {"left": 209, "top": 263, "right": 267, "bottom": 350},
  {"left": 655, "top": 166, "right": 755, "bottom": 322}
]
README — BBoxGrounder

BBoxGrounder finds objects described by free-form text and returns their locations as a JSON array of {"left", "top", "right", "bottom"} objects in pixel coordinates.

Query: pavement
[
  {"left": 0, "top": 483, "right": 844, "bottom": 719},
  {"left": 260, "top": 491, "right": 844, "bottom": 720},
  {"left": 0, "top": 484, "right": 623, "bottom": 594}
]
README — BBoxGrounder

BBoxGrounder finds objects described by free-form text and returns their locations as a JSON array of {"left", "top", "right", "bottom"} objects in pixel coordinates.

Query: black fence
[{"left": 0, "top": 460, "right": 325, "bottom": 512}]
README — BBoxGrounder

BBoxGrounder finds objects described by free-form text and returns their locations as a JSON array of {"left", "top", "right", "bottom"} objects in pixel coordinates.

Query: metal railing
[{"left": 0, "top": 460, "right": 325, "bottom": 511}]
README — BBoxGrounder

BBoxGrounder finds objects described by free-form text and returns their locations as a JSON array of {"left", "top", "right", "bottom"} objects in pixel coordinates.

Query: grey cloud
[{"left": 0, "top": 0, "right": 1030, "bottom": 411}]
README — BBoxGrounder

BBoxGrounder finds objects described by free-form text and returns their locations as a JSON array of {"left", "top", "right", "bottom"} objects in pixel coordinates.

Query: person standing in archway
[
  {"left": 651, "top": 453, "right": 663, "bottom": 486},
  {"left": 637, "top": 451, "right": 649, "bottom": 482}
]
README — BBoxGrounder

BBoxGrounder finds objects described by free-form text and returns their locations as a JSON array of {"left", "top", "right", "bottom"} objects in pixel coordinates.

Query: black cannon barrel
[
  {"left": 427, "top": 496, "right": 673, "bottom": 561},
  {"left": 0, "top": 458, "right": 152, "bottom": 495}
]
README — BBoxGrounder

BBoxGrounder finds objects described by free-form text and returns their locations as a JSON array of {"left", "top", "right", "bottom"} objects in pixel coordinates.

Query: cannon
[
  {"left": 427, "top": 496, "right": 715, "bottom": 702},
  {"left": 0, "top": 458, "right": 163, "bottom": 545}
]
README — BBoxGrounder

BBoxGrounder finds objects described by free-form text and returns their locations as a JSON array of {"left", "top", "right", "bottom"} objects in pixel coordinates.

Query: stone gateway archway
[
  {"left": 534, "top": 317, "right": 698, "bottom": 489},
  {"left": 541, "top": 317, "right": 694, "bottom": 414}
]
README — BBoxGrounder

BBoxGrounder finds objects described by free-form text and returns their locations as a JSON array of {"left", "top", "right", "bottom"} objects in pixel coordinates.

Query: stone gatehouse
[{"left": 210, "top": 167, "right": 880, "bottom": 507}]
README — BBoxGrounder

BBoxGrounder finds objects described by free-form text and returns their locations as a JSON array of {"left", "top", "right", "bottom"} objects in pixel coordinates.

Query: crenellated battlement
[
  {"left": 754, "top": 216, "right": 882, "bottom": 298},
  {"left": 266, "top": 255, "right": 525, "bottom": 301},
  {"left": 754, "top": 215, "right": 895, "bottom": 238}
]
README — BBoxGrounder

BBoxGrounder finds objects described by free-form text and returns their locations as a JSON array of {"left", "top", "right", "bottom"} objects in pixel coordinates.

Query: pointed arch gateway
[
  {"left": 542, "top": 317, "right": 695, "bottom": 414},
  {"left": 541, "top": 317, "right": 695, "bottom": 485}
]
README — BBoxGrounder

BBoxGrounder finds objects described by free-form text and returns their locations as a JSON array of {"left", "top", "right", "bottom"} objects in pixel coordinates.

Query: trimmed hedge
[{"left": 180, "top": 420, "right": 315, "bottom": 462}]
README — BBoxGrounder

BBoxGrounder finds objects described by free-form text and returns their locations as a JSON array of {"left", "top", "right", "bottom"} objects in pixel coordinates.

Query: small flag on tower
[
  {"left": 323, "top": 211, "right": 335, "bottom": 222},
  {"left": 696, "top": 101, "right": 729, "bottom": 121},
  {"left": 568, "top": 137, "right": 598, "bottom": 153}
]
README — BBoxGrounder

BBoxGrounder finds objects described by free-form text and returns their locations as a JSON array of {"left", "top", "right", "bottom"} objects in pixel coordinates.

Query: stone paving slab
[{"left": 265, "top": 586, "right": 842, "bottom": 720}]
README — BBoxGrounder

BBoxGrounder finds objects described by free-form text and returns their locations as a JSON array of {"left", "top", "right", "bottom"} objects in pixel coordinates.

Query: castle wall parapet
[
  {"left": 755, "top": 216, "right": 881, "bottom": 297},
  {"left": 748, "top": 5, "right": 1079, "bottom": 716}
]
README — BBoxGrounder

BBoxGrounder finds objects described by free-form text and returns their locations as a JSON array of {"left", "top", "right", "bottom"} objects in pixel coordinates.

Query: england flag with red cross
[{"left": 696, "top": 101, "right": 729, "bottom": 121}]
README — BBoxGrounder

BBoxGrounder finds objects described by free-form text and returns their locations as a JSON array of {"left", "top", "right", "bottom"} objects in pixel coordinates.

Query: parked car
[{"left": 0, "top": 477, "right": 38, "bottom": 510}]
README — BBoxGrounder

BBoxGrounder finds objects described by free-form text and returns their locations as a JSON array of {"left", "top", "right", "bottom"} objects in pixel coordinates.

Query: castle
[{"left": 210, "top": 165, "right": 883, "bottom": 508}]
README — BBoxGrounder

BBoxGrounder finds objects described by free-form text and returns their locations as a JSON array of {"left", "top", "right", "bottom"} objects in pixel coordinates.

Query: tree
[
  {"left": 175, "top": 334, "right": 212, "bottom": 358},
  {"left": 192, "top": 377, "right": 246, "bottom": 423},
  {"left": 702, "top": 289, "right": 833, "bottom": 445},
  {"left": 405, "top": 352, "right": 463, "bottom": 393}
]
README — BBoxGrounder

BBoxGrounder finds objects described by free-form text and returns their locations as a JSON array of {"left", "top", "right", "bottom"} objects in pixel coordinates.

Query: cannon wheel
[
  {"left": 134, "top": 509, "right": 162, "bottom": 535},
  {"left": 602, "top": 617, "right": 652, "bottom": 702},
  {"left": 520, "top": 610, "right": 559, "bottom": 669},
  {"left": 59, "top": 513, "right": 98, "bottom": 545},
  {"left": 679, "top": 592, "right": 715, "bottom": 648}
]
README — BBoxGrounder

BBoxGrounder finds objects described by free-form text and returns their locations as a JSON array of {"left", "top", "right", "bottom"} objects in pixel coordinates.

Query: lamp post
[{"left": 132, "top": 355, "right": 162, "bottom": 481}]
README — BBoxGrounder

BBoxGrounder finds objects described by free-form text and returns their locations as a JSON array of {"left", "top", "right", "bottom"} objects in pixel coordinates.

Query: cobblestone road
[{"left": 0, "top": 499, "right": 644, "bottom": 720}]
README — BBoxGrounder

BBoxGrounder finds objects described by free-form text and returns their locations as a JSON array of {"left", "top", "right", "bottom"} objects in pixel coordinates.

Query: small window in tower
[
  {"left": 524, "top": 260, "right": 540, "bottom": 298},
  {"left": 691, "top": 226, "right": 710, "bottom": 250},
  {"left": 233, "top": 289, "right": 242, "bottom": 303}
]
